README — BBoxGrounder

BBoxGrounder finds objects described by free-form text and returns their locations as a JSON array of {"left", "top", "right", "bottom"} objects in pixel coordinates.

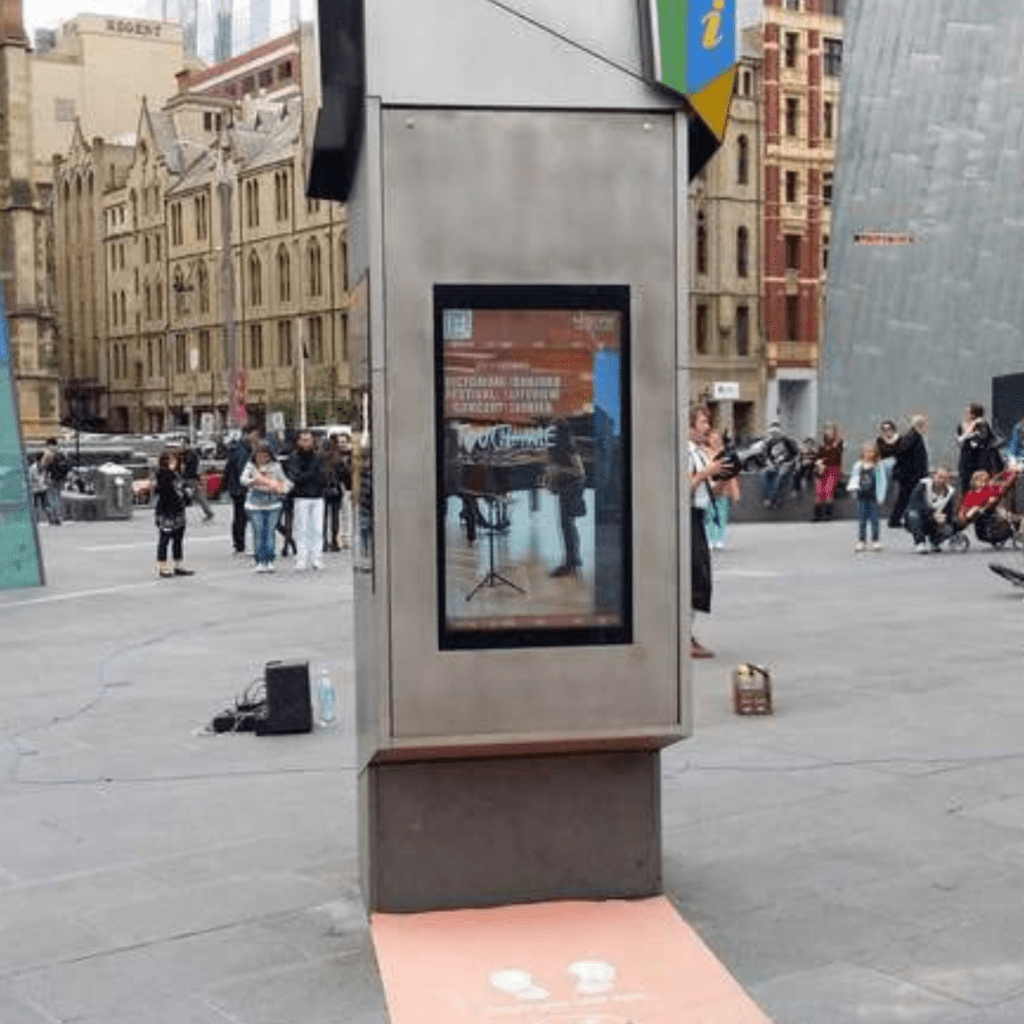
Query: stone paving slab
[{"left": 1, "top": 514, "right": 1023, "bottom": 1022}]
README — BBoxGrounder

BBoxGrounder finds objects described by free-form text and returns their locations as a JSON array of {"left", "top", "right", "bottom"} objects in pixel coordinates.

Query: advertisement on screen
[{"left": 435, "top": 286, "right": 632, "bottom": 650}]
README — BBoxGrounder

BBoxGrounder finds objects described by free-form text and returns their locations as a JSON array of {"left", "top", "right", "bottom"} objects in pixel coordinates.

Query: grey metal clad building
[{"left": 821, "top": 0, "right": 1024, "bottom": 457}]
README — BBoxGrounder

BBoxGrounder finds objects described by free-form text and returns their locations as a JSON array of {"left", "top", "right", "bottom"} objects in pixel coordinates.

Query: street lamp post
[
  {"left": 174, "top": 132, "right": 241, "bottom": 434},
  {"left": 297, "top": 316, "right": 307, "bottom": 429},
  {"left": 171, "top": 276, "right": 195, "bottom": 438}
]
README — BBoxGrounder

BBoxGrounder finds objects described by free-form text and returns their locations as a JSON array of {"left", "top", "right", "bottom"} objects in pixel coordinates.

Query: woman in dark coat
[
  {"left": 545, "top": 421, "right": 587, "bottom": 577},
  {"left": 957, "top": 403, "right": 1002, "bottom": 496},
  {"left": 154, "top": 449, "right": 194, "bottom": 578},
  {"left": 321, "top": 434, "right": 352, "bottom": 552}
]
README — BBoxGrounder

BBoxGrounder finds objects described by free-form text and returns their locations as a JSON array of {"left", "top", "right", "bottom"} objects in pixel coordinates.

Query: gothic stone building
[
  {"left": 0, "top": 0, "right": 59, "bottom": 437},
  {"left": 54, "top": 87, "right": 350, "bottom": 434}
]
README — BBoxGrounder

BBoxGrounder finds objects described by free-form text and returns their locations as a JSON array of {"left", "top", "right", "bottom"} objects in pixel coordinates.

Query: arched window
[
  {"left": 173, "top": 267, "right": 186, "bottom": 316},
  {"left": 130, "top": 189, "right": 137, "bottom": 226},
  {"left": 249, "top": 251, "right": 262, "bottom": 305},
  {"left": 308, "top": 238, "right": 322, "bottom": 297},
  {"left": 737, "top": 134, "right": 749, "bottom": 185},
  {"left": 736, "top": 226, "right": 749, "bottom": 278},
  {"left": 339, "top": 238, "right": 349, "bottom": 291},
  {"left": 145, "top": 282, "right": 152, "bottom": 321},
  {"left": 277, "top": 245, "right": 291, "bottom": 302},
  {"left": 120, "top": 291, "right": 126, "bottom": 324},
  {"left": 274, "top": 170, "right": 290, "bottom": 221},
  {"left": 696, "top": 211, "right": 708, "bottom": 276},
  {"left": 111, "top": 291, "right": 118, "bottom": 326},
  {"left": 197, "top": 261, "right": 209, "bottom": 313}
]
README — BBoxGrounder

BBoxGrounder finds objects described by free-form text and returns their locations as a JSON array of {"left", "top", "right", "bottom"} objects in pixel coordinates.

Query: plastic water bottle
[{"left": 316, "top": 667, "right": 337, "bottom": 728}]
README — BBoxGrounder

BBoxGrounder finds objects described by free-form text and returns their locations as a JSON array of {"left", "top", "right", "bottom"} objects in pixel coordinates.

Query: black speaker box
[{"left": 256, "top": 660, "right": 312, "bottom": 735}]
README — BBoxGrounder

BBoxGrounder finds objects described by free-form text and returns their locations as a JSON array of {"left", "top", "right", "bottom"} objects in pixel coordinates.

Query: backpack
[{"left": 51, "top": 453, "right": 72, "bottom": 484}]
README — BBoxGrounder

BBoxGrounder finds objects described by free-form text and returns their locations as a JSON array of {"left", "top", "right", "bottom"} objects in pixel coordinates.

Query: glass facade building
[
  {"left": 821, "top": 0, "right": 1024, "bottom": 448},
  {"left": 128, "top": 0, "right": 309, "bottom": 60}
]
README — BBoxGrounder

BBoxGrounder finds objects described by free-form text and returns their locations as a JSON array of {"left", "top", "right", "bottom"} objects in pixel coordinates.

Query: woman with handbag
[
  {"left": 154, "top": 449, "right": 194, "bottom": 578},
  {"left": 545, "top": 420, "right": 586, "bottom": 578}
]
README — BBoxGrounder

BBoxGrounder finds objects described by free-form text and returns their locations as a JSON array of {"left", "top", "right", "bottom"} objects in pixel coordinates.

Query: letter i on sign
[{"left": 703, "top": 0, "right": 725, "bottom": 49}]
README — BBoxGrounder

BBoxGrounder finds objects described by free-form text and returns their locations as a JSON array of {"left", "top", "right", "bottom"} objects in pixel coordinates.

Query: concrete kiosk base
[{"left": 361, "top": 749, "right": 662, "bottom": 913}]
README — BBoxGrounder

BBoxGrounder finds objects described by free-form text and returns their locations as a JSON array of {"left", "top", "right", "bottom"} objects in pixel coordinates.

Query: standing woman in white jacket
[{"left": 240, "top": 443, "right": 292, "bottom": 572}]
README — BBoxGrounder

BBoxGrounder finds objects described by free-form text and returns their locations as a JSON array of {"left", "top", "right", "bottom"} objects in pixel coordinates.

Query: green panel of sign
[{"left": 0, "top": 310, "right": 44, "bottom": 591}]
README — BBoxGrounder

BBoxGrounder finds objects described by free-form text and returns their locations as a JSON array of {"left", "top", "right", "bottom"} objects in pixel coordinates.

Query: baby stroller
[{"left": 953, "top": 468, "right": 1024, "bottom": 552}]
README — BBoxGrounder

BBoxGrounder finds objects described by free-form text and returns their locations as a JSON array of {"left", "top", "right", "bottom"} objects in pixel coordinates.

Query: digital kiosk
[{"left": 311, "top": 0, "right": 736, "bottom": 912}]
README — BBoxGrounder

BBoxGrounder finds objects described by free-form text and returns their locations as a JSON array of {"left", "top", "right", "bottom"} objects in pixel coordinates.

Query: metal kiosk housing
[{"left": 311, "top": 0, "right": 707, "bottom": 913}]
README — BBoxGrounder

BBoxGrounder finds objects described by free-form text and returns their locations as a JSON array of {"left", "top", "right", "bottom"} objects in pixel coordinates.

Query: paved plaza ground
[{"left": 1, "top": 507, "right": 1024, "bottom": 1023}]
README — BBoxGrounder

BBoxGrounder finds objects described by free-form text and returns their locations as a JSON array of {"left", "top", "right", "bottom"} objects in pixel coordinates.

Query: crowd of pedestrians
[
  {"left": 686, "top": 401, "right": 1024, "bottom": 656},
  {"left": 145, "top": 428, "right": 353, "bottom": 579},
  {"left": 737, "top": 402, "right": 1024, "bottom": 556}
]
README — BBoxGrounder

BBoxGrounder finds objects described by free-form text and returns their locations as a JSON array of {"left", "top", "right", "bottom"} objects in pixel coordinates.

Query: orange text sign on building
[{"left": 371, "top": 896, "right": 773, "bottom": 1024}]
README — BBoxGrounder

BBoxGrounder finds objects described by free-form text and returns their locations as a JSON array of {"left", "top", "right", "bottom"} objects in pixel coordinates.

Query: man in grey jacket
[{"left": 903, "top": 466, "right": 954, "bottom": 553}]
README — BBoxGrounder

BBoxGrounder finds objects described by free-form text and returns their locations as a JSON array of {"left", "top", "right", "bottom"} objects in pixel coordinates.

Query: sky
[
  {"left": 26, "top": 0, "right": 766, "bottom": 45},
  {"left": 27, "top": 0, "right": 149, "bottom": 40}
]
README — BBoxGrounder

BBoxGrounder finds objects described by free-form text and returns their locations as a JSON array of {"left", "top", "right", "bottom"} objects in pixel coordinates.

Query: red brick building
[{"left": 761, "top": 0, "right": 843, "bottom": 437}]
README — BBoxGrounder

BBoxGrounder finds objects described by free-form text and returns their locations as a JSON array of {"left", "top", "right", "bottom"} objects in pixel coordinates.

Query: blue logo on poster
[{"left": 687, "top": 0, "right": 735, "bottom": 93}]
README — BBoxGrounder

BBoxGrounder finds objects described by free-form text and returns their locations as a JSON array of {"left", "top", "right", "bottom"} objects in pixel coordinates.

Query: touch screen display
[{"left": 436, "top": 285, "right": 632, "bottom": 650}]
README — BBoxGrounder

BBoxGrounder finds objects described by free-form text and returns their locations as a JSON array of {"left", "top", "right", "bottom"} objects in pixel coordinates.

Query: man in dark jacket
[
  {"left": 903, "top": 466, "right": 955, "bottom": 552},
  {"left": 181, "top": 443, "right": 215, "bottom": 523},
  {"left": 887, "top": 414, "right": 929, "bottom": 528},
  {"left": 222, "top": 432, "right": 255, "bottom": 554},
  {"left": 285, "top": 430, "right": 327, "bottom": 570},
  {"left": 39, "top": 437, "right": 70, "bottom": 525}
]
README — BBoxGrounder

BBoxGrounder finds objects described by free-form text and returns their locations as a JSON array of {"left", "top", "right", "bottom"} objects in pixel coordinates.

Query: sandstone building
[
  {"left": 53, "top": 30, "right": 349, "bottom": 434},
  {"left": 689, "top": 28, "right": 764, "bottom": 439}
]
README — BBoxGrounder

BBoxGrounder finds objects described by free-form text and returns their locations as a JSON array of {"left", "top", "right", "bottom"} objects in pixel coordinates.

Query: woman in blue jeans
[{"left": 240, "top": 443, "right": 292, "bottom": 572}]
